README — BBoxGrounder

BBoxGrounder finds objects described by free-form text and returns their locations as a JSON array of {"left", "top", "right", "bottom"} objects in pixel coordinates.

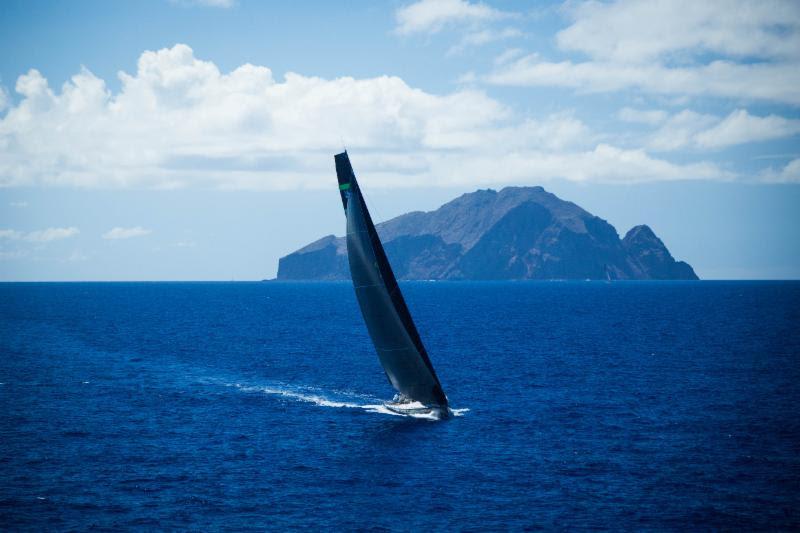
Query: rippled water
[{"left": 1, "top": 281, "right": 798, "bottom": 529}]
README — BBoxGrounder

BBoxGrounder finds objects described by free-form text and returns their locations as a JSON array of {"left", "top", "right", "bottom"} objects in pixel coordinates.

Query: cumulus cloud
[
  {"left": 0, "top": 227, "right": 79, "bottom": 242},
  {"left": 394, "top": 0, "right": 512, "bottom": 35},
  {"left": 102, "top": 227, "right": 152, "bottom": 240},
  {"left": 487, "top": 0, "right": 800, "bottom": 105},
  {"left": 0, "top": 44, "right": 513, "bottom": 189},
  {"left": 0, "top": 43, "right": 738, "bottom": 188}
]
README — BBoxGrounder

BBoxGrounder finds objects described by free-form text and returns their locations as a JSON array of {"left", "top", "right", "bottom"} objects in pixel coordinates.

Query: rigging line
[
  {"left": 356, "top": 177, "right": 390, "bottom": 233},
  {"left": 346, "top": 151, "right": 390, "bottom": 238}
]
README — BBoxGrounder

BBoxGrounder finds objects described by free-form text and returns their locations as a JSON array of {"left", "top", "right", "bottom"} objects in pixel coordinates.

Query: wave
[{"left": 222, "top": 381, "right": 468, "bottom": 420}]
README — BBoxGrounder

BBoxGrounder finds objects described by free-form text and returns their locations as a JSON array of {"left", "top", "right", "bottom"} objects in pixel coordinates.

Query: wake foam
[
  {"left": 228, "top": 382, "right": 361, "bottom": 408},
  {"left": 223, "top": 381, "right": 468, "bottom": 420}
]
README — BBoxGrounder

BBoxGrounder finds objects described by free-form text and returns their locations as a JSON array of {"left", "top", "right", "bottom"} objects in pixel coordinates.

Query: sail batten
[{"left": 335, "top": 151, "right": 447, "bottom": 408}]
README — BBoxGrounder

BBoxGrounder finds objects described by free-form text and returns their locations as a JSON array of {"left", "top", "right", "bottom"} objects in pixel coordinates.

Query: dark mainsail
[{"left": 335, "top": 151, "right": 448, "bottom": 408}]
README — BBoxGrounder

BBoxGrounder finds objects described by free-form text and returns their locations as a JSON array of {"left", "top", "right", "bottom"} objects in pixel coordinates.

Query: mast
[{"left": 335, "top": 151, "right": 448, "bottom": 407}]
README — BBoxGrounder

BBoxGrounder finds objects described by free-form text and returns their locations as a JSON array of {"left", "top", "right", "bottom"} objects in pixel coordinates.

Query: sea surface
[{"left": 1, "top": 281, "right": 799, "bottom": 530}]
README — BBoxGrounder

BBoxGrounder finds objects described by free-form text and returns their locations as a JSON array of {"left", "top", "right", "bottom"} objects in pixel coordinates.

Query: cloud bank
[
  {"left": 0, "top": 43, "right": 762, "bottom": 190},
  {"left": 487, "top": 0, "right": 800, "bottom": 105}
]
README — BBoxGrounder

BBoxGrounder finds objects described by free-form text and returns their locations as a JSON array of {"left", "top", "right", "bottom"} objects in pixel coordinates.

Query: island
[{"left": 277, "top": 186, "right": 698, "bottom": 281}]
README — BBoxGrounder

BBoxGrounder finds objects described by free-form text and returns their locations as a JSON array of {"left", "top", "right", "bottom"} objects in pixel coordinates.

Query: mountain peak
[
  {"left": 624, "top": 224, "right": 659, "bottom": 244},
  {"left": 277, "top": 187, "right": 698, "bottom": 281},
  {"left": 623, "top": 225, "right": 698, "bottom": 280}
]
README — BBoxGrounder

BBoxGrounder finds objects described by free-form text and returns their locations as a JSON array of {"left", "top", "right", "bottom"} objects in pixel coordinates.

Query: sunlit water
[{"left": 1, "top": 281, "right": 798, "bottom": 529}]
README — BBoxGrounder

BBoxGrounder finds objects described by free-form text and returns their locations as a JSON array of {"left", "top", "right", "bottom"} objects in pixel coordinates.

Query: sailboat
[{"left": 335, "top": 151, "right": 450, "bottom": 419}]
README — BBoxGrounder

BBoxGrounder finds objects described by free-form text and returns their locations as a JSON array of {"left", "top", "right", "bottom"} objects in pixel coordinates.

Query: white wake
[{"left": 223, "top": 381, "right": 468, "bottom": 420}]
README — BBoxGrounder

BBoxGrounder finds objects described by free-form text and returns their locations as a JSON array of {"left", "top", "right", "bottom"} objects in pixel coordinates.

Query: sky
[{"left": 0, "top": 0, "right": 798, "bottom": 281}]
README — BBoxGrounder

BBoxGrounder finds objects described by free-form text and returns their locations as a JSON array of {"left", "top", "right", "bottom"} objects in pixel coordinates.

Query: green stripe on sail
[{"left": 339, "top": 182, "right": 351, "bottom": 191}]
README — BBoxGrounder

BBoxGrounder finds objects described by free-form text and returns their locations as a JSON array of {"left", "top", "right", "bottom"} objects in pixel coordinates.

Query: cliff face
[
  {"left": 277, "top": 186, "right": 699, "bottom": 281},
  {"left": 622, "top": 225, "right": 698, "bottom": 280}
]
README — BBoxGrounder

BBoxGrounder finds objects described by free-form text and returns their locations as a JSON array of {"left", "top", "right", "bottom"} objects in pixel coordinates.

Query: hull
[{"left": 383, "top": 401, "right": 450, "bottom": 419}]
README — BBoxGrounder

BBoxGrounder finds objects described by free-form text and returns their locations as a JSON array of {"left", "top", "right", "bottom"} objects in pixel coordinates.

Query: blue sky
[{"left": 1, "top": 0, "right": 799, "bottom": 280}]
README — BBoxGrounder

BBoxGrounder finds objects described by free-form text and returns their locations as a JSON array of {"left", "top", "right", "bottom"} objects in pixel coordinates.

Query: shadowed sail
[{"left": 335, "top": 151, "right": 448, "bottom": 410}]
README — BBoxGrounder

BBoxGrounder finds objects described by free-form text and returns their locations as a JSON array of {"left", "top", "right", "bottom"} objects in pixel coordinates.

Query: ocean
[{"left": 1, "top": 281, "right": 798, "bottom": 530}]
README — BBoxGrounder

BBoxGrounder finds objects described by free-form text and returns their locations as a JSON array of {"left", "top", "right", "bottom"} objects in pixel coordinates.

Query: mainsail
[{"left": 335, "top": 151, "right": 448, "bottom": 408}]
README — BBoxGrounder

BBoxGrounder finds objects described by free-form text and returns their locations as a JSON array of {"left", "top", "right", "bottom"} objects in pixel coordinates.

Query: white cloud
[
  {"left": 759, "top": 158, "right": 800, "bottom": 183},
  {"left": 557, "top": 0, "right": 800, "bottom": 63},
  {"left": 9, "top": 201, "right": 28, "bottom": 208},
  {"left": 646, "top": 110, "right": 718, "bottom": 151},
  {"left": 645, "top": 109, "right": 800, "bottom": 151},
  {"left": 0, "top": 43, "right": 738, "bottom": 188},
  {"left": 500, "top": 113, "right": 593, "bottom": 151},
  {"left": 26, "top": 227, "right": 80, "bottom": 242},
  {"left": 618, "top": 107, "right": 667, "bottom": 125},
  {"left": 387, "top": 143, "right": 729, "bottom": 186},
  {"left": 102, "top": 227, "right": 152, "bottom": 240},
  {"left": 448, "top": 27, "right": 522, "bottom": 55},
  {"left": 694, "top": 109, "right": 800, "bottom": 149},
  {"left": 493, "top": 48, "right": 524, "bottom": 66},
  {"left": 394, "top": 0, "right": 511, "bottom": 35},
  {"left": 0, "top": 44, "right": 515, "bottom": 189},
  {"left": 396, "top": 0, "right": 523, "bottom": 55},
  {"left": 486, "top": 1, "right": 800, "bottom": 106},
  {"left": 0, "top": 227, "right": 79, "bottom": 242},
  {"left": 0, "top": 86, "right": 8, "bottom": 112},
  {"left": 487, "top": 57, "right": 800, "bottom": 105}
]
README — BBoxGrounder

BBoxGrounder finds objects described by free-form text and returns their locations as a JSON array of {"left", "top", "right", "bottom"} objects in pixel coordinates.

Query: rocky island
[{"left": 277, "top": 186, "right": 698, "bottom": 281}]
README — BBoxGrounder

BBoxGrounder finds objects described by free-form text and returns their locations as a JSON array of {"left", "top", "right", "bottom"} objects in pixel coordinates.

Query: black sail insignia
[{"left": 335, "top": 151, "right": 448, "bottom": 408}]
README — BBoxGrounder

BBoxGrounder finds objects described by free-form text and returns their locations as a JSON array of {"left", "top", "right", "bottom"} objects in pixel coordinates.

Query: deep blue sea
[{"left": 1, "top": 281, "right": 799, "bottom": 530}]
